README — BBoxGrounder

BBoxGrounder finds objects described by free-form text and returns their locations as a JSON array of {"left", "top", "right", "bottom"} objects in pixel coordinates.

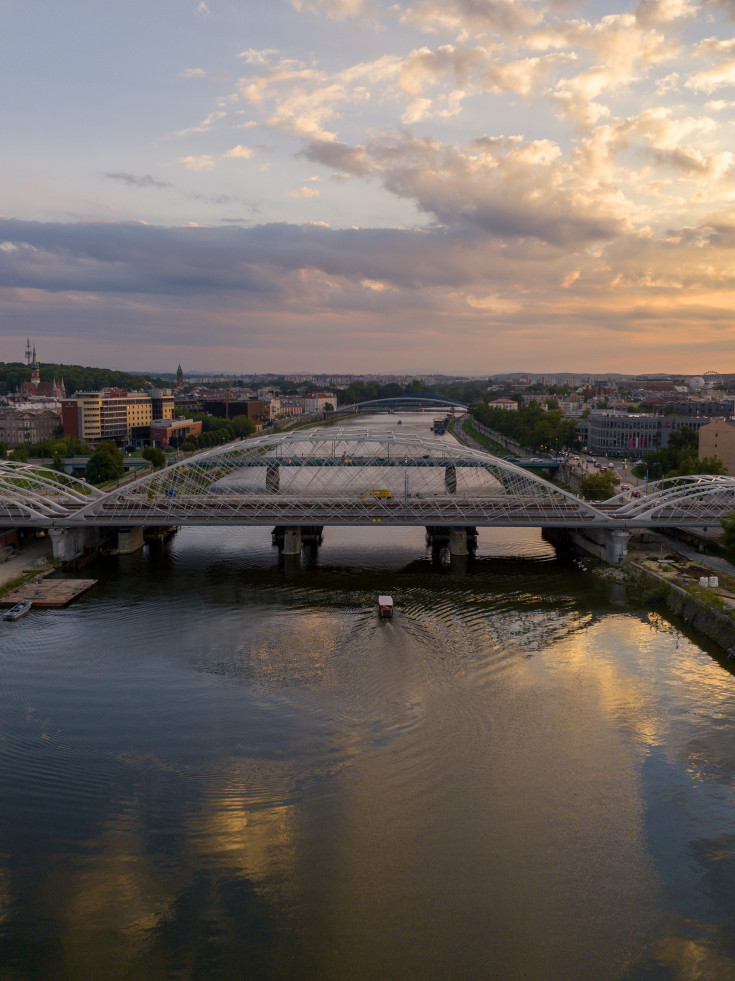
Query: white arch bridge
[{"left": 2, "top": 430, "right": 734, "bottom": 564}]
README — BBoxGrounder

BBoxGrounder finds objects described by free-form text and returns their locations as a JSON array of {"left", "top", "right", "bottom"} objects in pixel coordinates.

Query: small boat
[
  {"left": 3, "top": 600, "right": 32, "bottom": 621},
  {"left": 378, "top": 595, "right": 394, "bottom": 619}
]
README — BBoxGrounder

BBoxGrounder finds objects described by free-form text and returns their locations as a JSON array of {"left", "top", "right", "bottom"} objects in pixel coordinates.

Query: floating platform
[{"left": 1, "top": 578, "right": 97, "bottom": 608}]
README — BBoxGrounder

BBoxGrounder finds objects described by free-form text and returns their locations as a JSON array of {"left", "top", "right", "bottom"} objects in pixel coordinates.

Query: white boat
[
  {"left": 3, "top": 600, "right": 32, "bottom": 621},
  {"left": 378, "top": 595, "right": 394, "bottom": 618}
]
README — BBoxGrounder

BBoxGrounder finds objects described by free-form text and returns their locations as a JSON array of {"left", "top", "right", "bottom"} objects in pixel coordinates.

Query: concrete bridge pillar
[
  {"left": 116, "top": 526, "right": 145, "bottom": 555},
  {"left": 604, "top": 529, "right": 630, "bottom": 565},
  {"left": 444, "top": 465, "right": 457, "bottom": 494},
  {"left": 449, "top": 527, "right": 468, "bottom": 556},
  {"left": 49, "top": 527, "right": 102, "bottom": 564},
  {"left": 282, "top": 527, "right": 302, "bottom": 555},
  {"left": 554, "top": 527, "right": 630, "bottom": 565}
]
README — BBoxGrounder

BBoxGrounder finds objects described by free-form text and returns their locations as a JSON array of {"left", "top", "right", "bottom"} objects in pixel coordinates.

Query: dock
[{"left": 1, "top": 578, "right": 97, "bottom": 608}]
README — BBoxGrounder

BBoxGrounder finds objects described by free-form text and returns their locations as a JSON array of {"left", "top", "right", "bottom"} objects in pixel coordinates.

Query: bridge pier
[
  {"left": 282, "top": 528, "right": 302, "bottom": 554},
  {"left": 272, "top": 526, "right": 323, "bottom": 553},
  {"left": 117, "top": 526, "right": 145, "bottom": 555},
  {"left": 444, "top": 465, "right": 457, "bottom": 494},
  {"left": 49, "top": 527, "right": 104, "bottom": 565},
  {"left": 449, "top": 527, "right": 468, "bottom": 556},
  {"left": 426, "top": 526, "right": 477, "bottom": 558},
  {"left": 544, "top": 527, "right": 630, "bottom": 565}
]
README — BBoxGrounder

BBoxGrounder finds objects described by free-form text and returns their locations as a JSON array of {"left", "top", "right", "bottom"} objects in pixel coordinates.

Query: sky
[{"left": 3, "top": 0, "right": 735, "bottom": 376}]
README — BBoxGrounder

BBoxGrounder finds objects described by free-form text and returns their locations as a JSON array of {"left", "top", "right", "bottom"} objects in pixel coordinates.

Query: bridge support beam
[
  {"left": 426, "top": 526, "right": 477, "bottom": 557},
  {"left": 272, "top": 526, "right": 323, "bottom": 552},
  {"left": 116, "top": 526, "right": 145, "bottom": 555},
  {"left": 49, "top": 527, "right": 103, "bottom": 565},
  {"left": 449, "top": 527, "right": 468, "bottom": 556},
  {"left": 545, "top": 527, "right": 630, "bottom": 565},
  {"left": 271, "top": 526, "right": 303, "bottom": 554}
]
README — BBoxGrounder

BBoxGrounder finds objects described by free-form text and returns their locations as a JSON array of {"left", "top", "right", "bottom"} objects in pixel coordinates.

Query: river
[{"left": 1, "top": 411, "right": 735, "bottom": 980}]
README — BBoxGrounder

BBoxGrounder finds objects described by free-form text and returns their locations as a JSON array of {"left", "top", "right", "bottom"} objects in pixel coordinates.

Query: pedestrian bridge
[{"left": 2, "top": 430, "right": 734, "bottom": 531}]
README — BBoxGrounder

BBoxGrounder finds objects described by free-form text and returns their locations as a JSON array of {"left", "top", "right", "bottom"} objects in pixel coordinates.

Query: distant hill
[{"left": 0, "top": 362, "right": 169, "bottom": 398}]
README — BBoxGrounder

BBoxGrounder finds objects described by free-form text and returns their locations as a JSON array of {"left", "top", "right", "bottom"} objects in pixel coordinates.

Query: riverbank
[
  {"left": 0, "top": 538, "right": 54, "bottom": 596},
  {"left": 595, "top": 532, "right": 735, "bottom": 655}
]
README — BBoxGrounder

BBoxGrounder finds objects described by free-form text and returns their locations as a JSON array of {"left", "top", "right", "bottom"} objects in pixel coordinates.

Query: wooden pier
[{"left": 1, "top": 578, "right": 97, "bottom": 608}]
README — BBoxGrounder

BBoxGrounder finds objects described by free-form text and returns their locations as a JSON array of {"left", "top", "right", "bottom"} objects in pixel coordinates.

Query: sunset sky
[{"left": 3, "top": 0, "right": 735, "bottom": 375}]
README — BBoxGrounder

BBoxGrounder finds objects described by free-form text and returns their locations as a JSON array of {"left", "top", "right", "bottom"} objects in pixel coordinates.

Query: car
[{"left": 632, "top": 490, "right": 641, "bottom": 498}]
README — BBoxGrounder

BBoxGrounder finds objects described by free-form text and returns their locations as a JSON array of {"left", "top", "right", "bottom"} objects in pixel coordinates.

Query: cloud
[
  {"left": 196, "top": 2, "right": 210, "bottom": 15},
  {"left": 179, "top": 68, "right": 207, "bottom": 78},
  {"left": 4, "top": 216, "right": 735, "bottom": 372},
  {"left": 178, "top": 155, "right": 216, "bottom": 171},
  {"left": 687, "top": 37, "right": 735, "bottom": 92},
  {"left": 398, "top": 0, "right": 543, "bottom": 39},
  {"left": 291, "top": 0, "right": 373, "bottom": 17},
  {"left": 223, "top": 145, "right": 253, "bottom": 159},
  {"left": 238, "top": 48, "right": 280, "bottom": 66},
  {"left": 287, "top": 186, "right": 321, "bottom": 197},
  {"left": 105, "top": 173, "right": 173, "bottom": 189}
]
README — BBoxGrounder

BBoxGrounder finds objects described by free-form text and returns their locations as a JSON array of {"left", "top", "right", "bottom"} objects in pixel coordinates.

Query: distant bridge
[{"left": 336, "top": 392, "right": 469, "bottom": 412}]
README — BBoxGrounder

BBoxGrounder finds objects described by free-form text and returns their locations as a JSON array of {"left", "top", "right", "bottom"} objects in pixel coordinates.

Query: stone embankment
[{"left": 599, "top": 536, "right": 735, "bottom": 655}]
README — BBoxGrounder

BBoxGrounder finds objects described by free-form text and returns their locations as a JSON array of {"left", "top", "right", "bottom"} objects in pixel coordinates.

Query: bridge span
[{"left": 2, "top": 430, "right": 734, "bottom": 565}]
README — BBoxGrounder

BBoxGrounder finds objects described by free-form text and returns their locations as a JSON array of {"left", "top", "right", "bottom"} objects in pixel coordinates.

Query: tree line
[
  {"left": 470, "top": 400, "right": 580, "bottom": 454},
  {"left": 0, "top": 361, "right": 169, "bottom": 397}
]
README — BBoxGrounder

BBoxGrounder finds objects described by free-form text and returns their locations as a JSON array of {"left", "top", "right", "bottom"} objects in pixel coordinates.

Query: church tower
[
  {"left": 31, "top": 346, "right": 41, "bottom": 386},
  {"left": 176, "top": 363, "right": 183, "bottom": 387}
]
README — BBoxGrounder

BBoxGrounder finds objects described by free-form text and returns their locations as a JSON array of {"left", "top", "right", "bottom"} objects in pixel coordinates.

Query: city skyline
[{"left": 3, "top": 0, "right": 735, "bottom": 374}]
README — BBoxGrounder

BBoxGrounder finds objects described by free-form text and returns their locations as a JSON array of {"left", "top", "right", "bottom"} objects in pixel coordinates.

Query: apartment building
[
  {"left": 698, "top": 418, "right": 735, "bottom": 474},
  {"left": 61, "top": 389, "right": 174, "bottom": 446}
]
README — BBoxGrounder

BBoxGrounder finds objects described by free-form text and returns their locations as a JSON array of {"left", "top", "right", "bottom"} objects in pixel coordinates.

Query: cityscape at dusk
[
  {"left": 5, "top": 5, "right": 735, "bottom": 979},
  {"left": 4, "top": 0, "right": 735, "bottom": 373}
]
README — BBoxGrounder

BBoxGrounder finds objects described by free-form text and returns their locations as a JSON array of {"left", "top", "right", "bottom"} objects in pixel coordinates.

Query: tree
[
  {"left": 323, "top": 402, "right": 335, "bottom": 412},
  {"left": 9, "top": 443, "right": 29, "bottom": 462},
  {"left": 142, "top": 447, "right": 166, "bottom": 468},
  {"left": 86, "top": 440, "right": 124, "bottom": 485},
  {"left": 579, "top": 470, "right": 620, "bottom": 500},
  {"left": 231, "top": 414, "right": 256, "bottom": 438},
  {"left": 721, "top": 512, "right": 735, "bottom": 560}
]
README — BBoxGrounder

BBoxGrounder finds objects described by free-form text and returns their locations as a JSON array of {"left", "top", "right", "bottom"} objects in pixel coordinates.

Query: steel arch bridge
[
  {"left": 336, "top": 393, "right": 469, "bottom": 412},
  {"left": 2, "top": 431, "right": 735, "bottom": 530}
]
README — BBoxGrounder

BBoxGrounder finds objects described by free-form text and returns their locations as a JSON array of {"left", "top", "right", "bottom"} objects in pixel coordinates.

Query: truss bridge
[{"left": 2, "top": 430, "right": 734, "bottom": 565}]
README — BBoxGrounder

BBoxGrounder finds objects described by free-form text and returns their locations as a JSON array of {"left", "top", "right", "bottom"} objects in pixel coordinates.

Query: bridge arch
[
  {"left": 610, "top": 474, "right": 735, "bottom": 523},
  {"left": 0, "top": 461, "right": 103, "bottom": 523},
  {"left": 335, "top": 393, "right": 469, "bottom": 413},
  {"left": 68, "top": 428, "right": 607, "bottom": 527}
]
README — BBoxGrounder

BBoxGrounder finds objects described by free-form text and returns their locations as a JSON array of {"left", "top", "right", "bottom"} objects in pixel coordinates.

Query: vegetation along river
[{"left": 1, "top": 411, "right": 735, "bottom": 980}]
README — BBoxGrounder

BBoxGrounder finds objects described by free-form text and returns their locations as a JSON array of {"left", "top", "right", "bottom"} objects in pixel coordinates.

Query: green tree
[
  {"left": 86, "top": 440, "right": 124, "bottom": 485},
  {"left": 231, "top": 414, "right": 257, "bottom": 438},
  {"left": 721, "top": 512, "right": 735, "bottom": 560},
  {"left": 142, "top": 447, "right": 166, "bottom": 468},
  {"left": 579, "top": 470, "right": 620, "bottom": 500},
  {"left": 9, "top": 443, "right": 29, "bottom": 462}
]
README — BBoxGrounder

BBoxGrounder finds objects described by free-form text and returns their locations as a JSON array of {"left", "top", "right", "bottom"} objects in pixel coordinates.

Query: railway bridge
[{"left": 2, "top": 430, "right": 734, "bottom": 566}]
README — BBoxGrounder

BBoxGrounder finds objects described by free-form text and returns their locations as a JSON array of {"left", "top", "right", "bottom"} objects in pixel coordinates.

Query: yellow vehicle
[{"left": 359, "top": 488, "right": 393, "bottom": 500}]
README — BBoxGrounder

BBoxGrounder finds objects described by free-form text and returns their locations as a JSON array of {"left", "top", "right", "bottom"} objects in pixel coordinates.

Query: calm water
[{"left": 2, "top": 414, "right": 735, "bottom": 980}]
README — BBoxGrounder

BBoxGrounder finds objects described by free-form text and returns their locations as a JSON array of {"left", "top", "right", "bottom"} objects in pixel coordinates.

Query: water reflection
[{"left": 1, "top": 412, "right": 735, "bottom": 979}]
